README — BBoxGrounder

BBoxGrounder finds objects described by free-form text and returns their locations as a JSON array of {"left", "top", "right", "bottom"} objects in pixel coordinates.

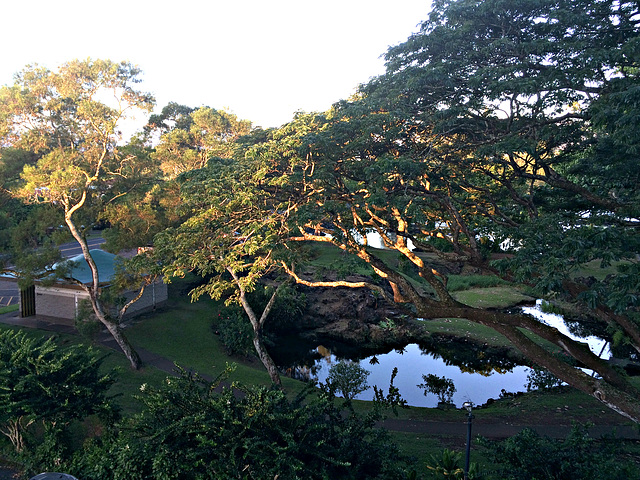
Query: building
[{"left": 26, "top": 249, "right": 167, "bottom": 323}]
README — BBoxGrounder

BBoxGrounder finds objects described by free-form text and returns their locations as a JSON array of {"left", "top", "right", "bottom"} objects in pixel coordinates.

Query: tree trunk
[
  {"left": 65, "top": 215, "right": 142, "bottom": 370},
  {"left": 421, "top": 304, "right": 640, "bottom": 423},
  {"left": 252, "top": 332, "right": 282, "bottom": 386},
  {"left": 228, "top": 267, "right": 283, "bottom": 385}
]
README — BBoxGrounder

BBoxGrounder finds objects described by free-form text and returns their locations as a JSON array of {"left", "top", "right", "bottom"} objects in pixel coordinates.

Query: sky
[{"left": 2, "top": 0, "right": 430, "bottom": 130}]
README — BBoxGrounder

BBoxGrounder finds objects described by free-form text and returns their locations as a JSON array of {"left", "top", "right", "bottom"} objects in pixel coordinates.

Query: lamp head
[{"left": 462, "top": 401, "right": 473, "bottom": 413}]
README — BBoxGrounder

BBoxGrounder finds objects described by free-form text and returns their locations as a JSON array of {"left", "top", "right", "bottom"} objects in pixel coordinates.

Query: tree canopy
[
  {"left": 154, "top": 0, "right": 640, "bottom": 421},
  {"left": 1, "top": 0, "right": 639, "bottom": 425},
  {"left": 0, "top": 59, "right": 155, "bottom": 369}
]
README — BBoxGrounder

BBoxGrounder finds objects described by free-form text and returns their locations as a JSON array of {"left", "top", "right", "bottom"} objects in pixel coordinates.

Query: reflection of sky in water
[
  {"left": 299, "top": 300, "right": 610, "bottom": 408},
  {"left": 311, "top": 344, "right": 531, "bottom": 408},
  {"left": 522, "top": 299, "right": 610, "bottom": 360}
]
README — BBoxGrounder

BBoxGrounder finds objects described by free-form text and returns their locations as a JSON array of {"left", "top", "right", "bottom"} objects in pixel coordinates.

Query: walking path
[{"left": 1, "top": 310, "right": 639, "bottom": 441}]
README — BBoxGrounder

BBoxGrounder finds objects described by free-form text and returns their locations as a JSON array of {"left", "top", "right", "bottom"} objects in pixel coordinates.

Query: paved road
[
  {"left": 58, "top": 236, "right": 105, "bottom": 258},
  {"left": 0, "top": 280, "right": 18, "bottom": 307}
]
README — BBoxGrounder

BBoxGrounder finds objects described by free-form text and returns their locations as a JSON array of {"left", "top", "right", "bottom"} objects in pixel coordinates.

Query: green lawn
[
  {"left": 451, "top": 286, "right": 533, "bottom": 309},
  {"left": 0, "top": 305, "right": 18, "bottom": 315}
]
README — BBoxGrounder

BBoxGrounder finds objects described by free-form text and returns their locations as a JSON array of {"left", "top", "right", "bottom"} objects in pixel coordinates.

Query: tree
[
  {"left": 0, "top": 59, "right": 155, "bottom": 369},
  {"left": 72, "top": 367, "right": 407, "bottom": 480},
  {"left": 151, "top": 105, "right": 251, "bottom": 179},
  {"left": 152, "top": 158, "right": 293, "bottom": 385},
  {"left": 0, "top": 330, "right": 114, "bottom": 454},
  {"left": 225, "top": 0, "right": 640, "bottom": 422},
  {"left": 325, "top": 361, "right": 371, "bottom": 400},
  {"left": 418, "top": 374, "right": 456, "bottom": 405}
]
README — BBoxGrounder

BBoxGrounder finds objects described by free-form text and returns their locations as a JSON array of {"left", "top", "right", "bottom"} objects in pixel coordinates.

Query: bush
[
  {"left": 480, "top": 424, "right": 640, "bottom": 480},
  {"left": 215, "top": 307, "right": 254, "bottom": 356},
  {"left": 252, "top": 283, "right": 307, "bottom": 335},
  {"left": 73, "top": 367, "right": 408, "bottom": 480},
  {"left": 0, "top": 330, "right": 115, "bottom": 472}
]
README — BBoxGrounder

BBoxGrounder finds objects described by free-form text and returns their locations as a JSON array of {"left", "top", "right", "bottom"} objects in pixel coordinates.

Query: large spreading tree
[
  {"left": 0, "top": 59, "right": 155, "bottom": 369},
  {"left": 194, "top": 0, "right": 640, "bottom": 421}
]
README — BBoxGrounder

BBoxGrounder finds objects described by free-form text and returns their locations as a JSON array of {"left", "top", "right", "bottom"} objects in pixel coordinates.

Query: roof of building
[{"left": 63, "top": 249, "right": 121, "bottom": 285}]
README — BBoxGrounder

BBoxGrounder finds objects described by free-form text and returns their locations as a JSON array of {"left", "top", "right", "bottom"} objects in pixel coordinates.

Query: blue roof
[{"left": 63, "top": 249, "right": 121, "bottom": 284}]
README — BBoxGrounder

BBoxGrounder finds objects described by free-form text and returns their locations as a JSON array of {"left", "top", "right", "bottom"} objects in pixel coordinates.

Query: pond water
[
  {"left": 275, "top": 300, "right": 610, "bottom": 408},
  {"left": 522, "top": 299, "right": 611, "bottom": 360},
  {"left": 300, "top": 343, "right": 531, "bottom": 408}
]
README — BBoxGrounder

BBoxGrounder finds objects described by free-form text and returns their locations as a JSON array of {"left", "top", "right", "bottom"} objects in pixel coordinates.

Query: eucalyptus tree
[
  {"left": 232, "top": 0, "right": 640, "bottom": 422},
  {"left": 0, "top": 59, "right": 154, "bottom": 369}
]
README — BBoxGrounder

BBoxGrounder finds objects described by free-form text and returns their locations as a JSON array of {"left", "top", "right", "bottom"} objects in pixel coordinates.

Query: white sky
[{"left": 1, "top": 0, "right": 430, "bottom": 130}]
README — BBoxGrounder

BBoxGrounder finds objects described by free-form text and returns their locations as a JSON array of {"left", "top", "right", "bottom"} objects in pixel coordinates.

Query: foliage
[
  {"left": 481, "top": 424, "right": 640, "bottom": 480},
  {"left": 324, "top": 361, "right": 371, "bottom": 401},
  {"left": 526, "top": 367, "right": 564, "bottom": 392},
  {"left": 72, "top": 367, "right": 408, "bottom": 480},
  {"left": 215, "top": 307, "right": 254, "bottom": 356},
  {"left": 418, "top": 374, "right": 456, "bottom": 404},
  {"left": 248, "top": 283, "right": 308, "bottom": 335},
  {"left": 0, "top": 329, "right": 115, "bottom": 464},
  {"left": 74, "top": 299, "right": 103, "bottom": 342},
  {"left": 210, "top": 0, "right": 640, "bottom": 422},
  {"left": 0, "top": 59, "right": 154, "bottom": 369},
  {"left": 152, "top": 155, "right": 302, "bottom": 384},
  {"left": 150, "top": 105, "right": 251, "bottom": 179},
  {"left": 372, "top": 367, "right": 408, "bottom": 415},
  {"left": 425, "top": 449, "right": 479, "bottom": 479}
]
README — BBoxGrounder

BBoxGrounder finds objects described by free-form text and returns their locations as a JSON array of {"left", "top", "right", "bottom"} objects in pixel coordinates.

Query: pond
[
  {"left": 273, "top": 300, "right": 610, "bottom": 408},
  {"left": 295, "top": 343, "right": 532, "bottom": 408}
]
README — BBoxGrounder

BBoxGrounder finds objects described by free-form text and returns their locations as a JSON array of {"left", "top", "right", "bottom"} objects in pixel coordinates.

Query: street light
[{"left": 462, "top": 401, "right": 474, "bottom": 480}]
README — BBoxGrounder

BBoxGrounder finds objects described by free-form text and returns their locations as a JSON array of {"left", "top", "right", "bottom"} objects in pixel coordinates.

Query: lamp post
[{"left": 462, "top": 401, "right": 474, "bottom": 480}]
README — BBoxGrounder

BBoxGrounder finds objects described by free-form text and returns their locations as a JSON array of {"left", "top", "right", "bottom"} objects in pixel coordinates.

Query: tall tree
[
  {"left": 151, "top": 105, "right": 251, "bottom": 179},
  {"left": 216, "top": 0, "right": 640, "bottom": 422},
  {"left": 0, "top": 59, "right": 155, "bottom": 369},
  {"left": 153, "top": 157, "right": 291, "bottom": 385}
]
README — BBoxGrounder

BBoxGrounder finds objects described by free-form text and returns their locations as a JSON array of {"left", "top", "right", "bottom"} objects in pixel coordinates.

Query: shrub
[
  {"left": 73, "top": 367, "right": 408, "bottom": 480},
  {"left": 215, "top": 307, "right": 254, "bottom": 356},
  {"left": 480, "top": 424, "right": 640, "bottom": 480}
]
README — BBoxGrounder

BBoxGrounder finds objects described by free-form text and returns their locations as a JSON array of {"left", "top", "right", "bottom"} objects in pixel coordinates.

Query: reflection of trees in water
[
  {"left": 417, "top": 337, "right": 522, "bottom": 374},
  {"left": 273, "top": 333, "right": 524, "bottom": 381}
]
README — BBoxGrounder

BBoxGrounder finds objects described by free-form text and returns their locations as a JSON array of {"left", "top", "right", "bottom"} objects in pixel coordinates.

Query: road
[
  {"left": 0, "top": 237, "right": 105, "bottom": 307},
  {"left": 58, "top": 236, "right": 105, "bottom": 258},
  {"left": 0, "top": 279, "right": 19, "bottom": 308}
]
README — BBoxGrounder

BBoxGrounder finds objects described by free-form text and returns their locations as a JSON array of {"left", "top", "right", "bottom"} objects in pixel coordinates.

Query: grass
[
  {"left": 0, "top": 305, "right": 18, "bottom": 315},
  {"left": 451, "top": 286, "right": 533, "bottom": 309},
  {"left": 125, "top": 282, "right": 306, "bottom": 394},
  {"left": 446, "top": 274, "right": 509, "bottom": 292},
  {"left": 420, "top": 317, "right": 515, "bottom": 348}
]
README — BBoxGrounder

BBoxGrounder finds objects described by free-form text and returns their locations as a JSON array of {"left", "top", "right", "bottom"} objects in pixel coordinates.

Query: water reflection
[
  {"left": 274, "top": 300, "right": 612, "bottom": 408},
  {"left": 277, "top": 342, "right": 531, "bottom": 408},
  {"left": 522, "top": 299, "right": 611, "bottom": 360}
]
